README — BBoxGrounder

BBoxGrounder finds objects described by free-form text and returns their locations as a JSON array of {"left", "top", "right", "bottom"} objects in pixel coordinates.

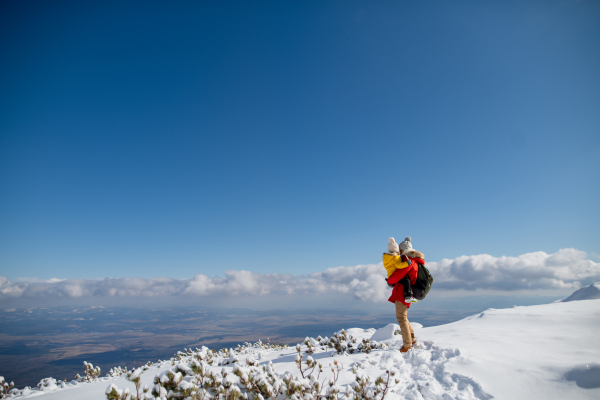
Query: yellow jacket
[{"left": 383, "top": 253, "right": 409, "bottom": 278}]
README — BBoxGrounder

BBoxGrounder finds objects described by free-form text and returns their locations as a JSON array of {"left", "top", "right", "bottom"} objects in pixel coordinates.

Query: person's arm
[
  {"left": 387, "top": 266, "right": 409, "bottom": 285},
  {"left": 393, "top": 255, "right": 411, "bottom": 269}
]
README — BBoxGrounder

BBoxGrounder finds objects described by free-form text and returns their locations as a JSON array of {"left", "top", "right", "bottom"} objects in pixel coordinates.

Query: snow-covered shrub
[
  {"left": 351, "top": 370, "right": 394, "bottom": 400},
  {"left": 105, "top": 369, "right": 152, "bottom": 400},
  {"left": 328, "top": 329, "right": 349, "bottom": 354},
  {"left": 152, "top": 369, "right": 182, "bottom": 397},
  {"left": 358, "top": 339, "right": 373, "bottom": 354},
  {"left": 351, "top": 361, "right": 365, "bottom": 374},
  {"left": 245, "top": 356, "right": 258, "bottom": 367},
  {"left": 295, "top": 345, "right": 321, "bottom": 379},
  {"left": 304, "top": 337, "right": 316, "bottom": 354},
  {"left": 228, "top": 339, "right": 287, "bottom": 355},
  {"left": 140, "top": 328, "right": 397, "bottom": 400},
  {"left": 82, "top": 361, "right": 101, "bottom": 382},
  {"left": 193, "top": 347, "right": 215, "bottom": 365},
  {"left": 319, "top": 330, "right": 384, "bottom": 355},
  {"left": 105, "top": 383, "right": 123, "bottom": 400},
  {"left": 0, "top": 377, "right": 14, "bottom": 399},
  {"left": 36, "top": 377, "right": 58, "bottom": 391},
  {"left": 142, "top": 361, "right": 153, "bottom": 371},
  {"left": 221, "top": 348, "right": 239, "bottom": 365},
  {"left": 107, "top": 366, "right": 128, "bottom": 377},
  {"left": 126, "top": 368, "right": 143, "bottom": 399},
  {"left": 151, "top": 359, "right": 245, "bottom": 400}
]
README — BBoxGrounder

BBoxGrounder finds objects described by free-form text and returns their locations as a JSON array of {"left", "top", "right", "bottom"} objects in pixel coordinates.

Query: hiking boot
[
  {"left": 405, "top": 297, "right": 418, "bottom": 303},
  {"left": 400, "top": 346, "right": 412, "bottom": 353}
]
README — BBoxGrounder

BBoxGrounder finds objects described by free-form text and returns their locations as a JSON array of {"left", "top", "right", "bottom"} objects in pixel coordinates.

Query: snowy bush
[
  {"left": 105, "top": 383, "right": 123, "bottom": 400},
  {"left": 0, "top": 377, "right": 14, "bottom": 399},
  {"left": 314, "top": 329, "right": 386, "bottom": 355},
  {"left": 138, "top": 338, "right": 394, "bottom": 400},
  {"left": 304, "top": 337, "right": 316, "bottom": 354},
  {"left": 108, "top": 366, "right": 128, "bottom": 377},
  {"left": 295, "top": 345, "right": 322, "bottom": 379},
  {"left": 351, "top": 370, "right": 395, "bottom": 400},
  {"left": 82, "top": 361, "right": 102, "bottom": 382},
  {"left": 107, "top": 379, "right": 151, "bottom": 400},
  {"left": 36, "top": 377, "right": 58, "bottom": 391},
  {"left": 126, "top": 368, "right": 143, "bottom": 399}
]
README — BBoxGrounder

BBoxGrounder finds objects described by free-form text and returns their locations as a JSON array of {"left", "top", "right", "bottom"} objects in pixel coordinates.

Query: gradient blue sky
[{"left": 1, "top": 0, "right": 598, "bottom": 281}]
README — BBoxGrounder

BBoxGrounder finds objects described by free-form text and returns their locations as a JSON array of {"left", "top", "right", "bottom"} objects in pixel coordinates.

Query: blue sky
[{"left": 1, "top": 0, "right": 599, "bottom": 281}]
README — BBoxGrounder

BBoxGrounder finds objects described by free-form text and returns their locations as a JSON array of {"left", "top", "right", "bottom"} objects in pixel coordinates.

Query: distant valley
[{"left": 0, "top": 306, "right": 474, "bottom": 387}]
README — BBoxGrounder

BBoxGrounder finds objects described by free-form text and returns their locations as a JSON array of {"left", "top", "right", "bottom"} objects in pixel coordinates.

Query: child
[{"left": 383, "top": 237, "right": 417, "bottom": 303}]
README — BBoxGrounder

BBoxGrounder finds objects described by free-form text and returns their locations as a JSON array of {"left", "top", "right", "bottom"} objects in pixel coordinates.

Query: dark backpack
[{"left": 412, "top": 263, "right": 433, "bottom": 300}]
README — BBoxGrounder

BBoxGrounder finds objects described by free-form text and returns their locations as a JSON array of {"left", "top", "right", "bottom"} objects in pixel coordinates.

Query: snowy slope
[
  {"left": 561, "top": 282, "right": 600, "bottom": 302},
  {"left": 4, "top": 297, "right": 600, "bottom": 400},
  {"left": 419, "top": 300, "right": 600, "bottom": 400}
]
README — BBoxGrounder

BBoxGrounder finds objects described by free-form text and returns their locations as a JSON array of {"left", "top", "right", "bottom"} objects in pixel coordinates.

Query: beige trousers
[{"left": 395, "top": 301, "right": 415, "bottom": 348}]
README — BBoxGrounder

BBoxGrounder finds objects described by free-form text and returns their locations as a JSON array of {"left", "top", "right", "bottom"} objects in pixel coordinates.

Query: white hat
[
  {"left": 399, "top": 237, "right": 412, "bottom": 253},
  {"left": 388, "top": 237, "right": 399, "bottom": 253}
]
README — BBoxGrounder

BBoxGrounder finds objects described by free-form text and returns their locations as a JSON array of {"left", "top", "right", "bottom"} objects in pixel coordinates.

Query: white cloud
[
  {"left": 1, "top": 249, "right": 598, "bottom": 305},
  {"left": 427, "top": 248, "right": 600, "bottom": 291}
]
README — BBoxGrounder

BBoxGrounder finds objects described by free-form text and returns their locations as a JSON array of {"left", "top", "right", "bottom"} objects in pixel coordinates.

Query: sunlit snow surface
[{"left": 6, "top": 298, "right": 600, "bottom": 399}]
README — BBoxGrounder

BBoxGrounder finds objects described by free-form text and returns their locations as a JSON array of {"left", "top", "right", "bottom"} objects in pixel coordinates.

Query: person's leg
[
  {"left": 400, "top": 275, "right": 411, "bottom": 299},
  {"left": 408, "top": 320, "right": 415, "bottom": 344},
  {"left": 401, "top": 276, "right": 415, "bottom": 302},
  {"left": 394, "top": 301, "right": 412, "bottom": 349}
]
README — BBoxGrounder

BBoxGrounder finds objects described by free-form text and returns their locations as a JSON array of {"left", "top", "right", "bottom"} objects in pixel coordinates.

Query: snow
[
  {"left": 105, "top": 384, "right": 119, "bottom": 394},
  {"left": 369, "top": 324, "right": 400, "bottom": 342},
  {"left": 368, "top": 323, "right": 424, "bottom": 342},
  {"left": 420, "top": 300, "right": 600, "bottom": 399},
  {"left": 561, "top": 282, "right": 600, "bottom": 302},
  {"left": 6, "top": 287, "right": 600, "bottom": 400}
]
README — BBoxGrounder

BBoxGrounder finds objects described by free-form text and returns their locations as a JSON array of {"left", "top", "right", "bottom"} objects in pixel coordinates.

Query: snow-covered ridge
[
  {"left": 560, "top": 282, "right": 600, "bottom": 302},
  {"left": 2, "top": 289, "right": 600, "bottom": 399}
]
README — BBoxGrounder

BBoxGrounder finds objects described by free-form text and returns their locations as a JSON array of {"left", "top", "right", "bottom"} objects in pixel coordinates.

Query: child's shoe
[
  {"left": 405, "top": 297, "right": 418, "bottom": 303},
  {"left": 400, "top": 346, "right": 412, "bottom": 353}
]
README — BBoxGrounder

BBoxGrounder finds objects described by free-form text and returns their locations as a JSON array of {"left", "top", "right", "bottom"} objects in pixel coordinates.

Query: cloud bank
[{"left": 1, "top": 249, "right": 598, "bottom": 305}]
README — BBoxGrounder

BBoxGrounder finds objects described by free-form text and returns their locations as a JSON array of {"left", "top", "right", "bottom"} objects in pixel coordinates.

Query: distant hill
[{"left": 561, "top": 282, "right": 600, "bottom": 302}]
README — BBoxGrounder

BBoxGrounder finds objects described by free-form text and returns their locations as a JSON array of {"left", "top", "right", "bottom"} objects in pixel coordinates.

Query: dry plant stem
[
  {"left": 380, "top": 371, "right": 391, "bottom": 400},
  {"left": 316, "top": 363, "right": 323, "bottom": 381},
  {"left": 300, "top": 361, "right": 317, "bottom": 379},
  {"left": 331, "top": 361, "right": 341, "bottom": 385}
]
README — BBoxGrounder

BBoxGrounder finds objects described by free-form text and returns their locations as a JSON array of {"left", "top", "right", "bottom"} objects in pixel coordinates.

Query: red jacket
[{"left": 387, "top": 250, "right": 425, "bottom": 308}]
